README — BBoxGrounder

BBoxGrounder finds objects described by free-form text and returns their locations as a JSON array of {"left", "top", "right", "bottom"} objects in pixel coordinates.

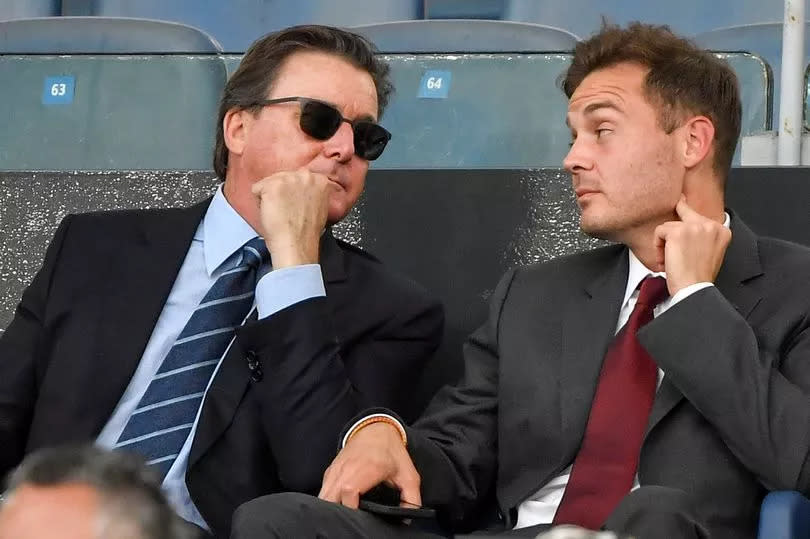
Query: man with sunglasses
[{"left": 0, "top": 25, "right": 443, "bottom": 538}]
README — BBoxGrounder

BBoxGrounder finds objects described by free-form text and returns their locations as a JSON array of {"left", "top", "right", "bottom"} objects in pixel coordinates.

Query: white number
[
  {"left": 426, "top": 77, "right": 442, "bottom": 90},
  {"left": 50, "top": 83, "right": 67, "bottom": 96}
]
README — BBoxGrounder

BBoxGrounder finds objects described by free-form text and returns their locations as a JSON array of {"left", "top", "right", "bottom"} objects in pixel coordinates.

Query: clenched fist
[{"left": 251, "top": 168, "right": 341, "bottom": 269}]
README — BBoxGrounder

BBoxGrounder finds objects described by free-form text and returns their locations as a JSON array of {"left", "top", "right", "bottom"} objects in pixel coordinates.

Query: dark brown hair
[
  {"left": 563, "top": 22, "right": 742, "bottom": 177},
  {"left": 213, "top": 25, "right": 393, "bottom": 180}
]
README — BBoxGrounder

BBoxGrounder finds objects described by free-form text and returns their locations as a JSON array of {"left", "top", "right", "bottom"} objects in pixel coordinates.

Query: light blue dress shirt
[{"left": 96, "top": 187, "right": 326, "bottom": 528}]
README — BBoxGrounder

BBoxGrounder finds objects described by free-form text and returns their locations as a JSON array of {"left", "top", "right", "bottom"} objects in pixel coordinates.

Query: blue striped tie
[{"left": 115, "top": 237, "right": 269, "bottom": 479}]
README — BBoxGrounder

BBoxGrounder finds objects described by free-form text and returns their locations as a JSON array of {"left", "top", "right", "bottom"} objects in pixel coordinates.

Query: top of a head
[
  {"left": 4, "top": 445, "right": 189, "bottom": 539},
  {"left": 562, "top": 21, "right": 742, "bottom": 175}
]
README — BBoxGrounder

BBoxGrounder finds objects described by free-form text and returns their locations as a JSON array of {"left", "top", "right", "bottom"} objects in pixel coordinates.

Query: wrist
[
  {"left": 344, "top": 414, "right": 407, "bottom": 447},
  {"left": 267, "top": 242, "right": 319, "bottom": 269}
]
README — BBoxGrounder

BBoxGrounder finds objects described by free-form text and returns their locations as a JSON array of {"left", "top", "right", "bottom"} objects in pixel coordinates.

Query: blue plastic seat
[
  {"left": 83, "top": 0, "right": 422, "bottom": 52},
  {"left": 348, "top": 20, "right": 577, "bottom": 169},
  {"left": 424, "top": 0, "right": 506, "bottom": 20},
  {"left": 0, "top": 0, "right": 59, "bottom": 20},
  {"left": 0, "top": 16, "right": 222, "bottom": 53},
  {"left": 355, "top": 19, "right": 579, "bottom": 53},
  {"left": 505, "top": 0, "right": 785, "bottom": 41},
  {"left": 694, "top": 22, "right": 810, "bottom": 125},
  {"left": 0, "top": 17, "right": 227, "bottom": 171},
  {"left": 758, "top": 491, "right": 810, "bottom": 539}
]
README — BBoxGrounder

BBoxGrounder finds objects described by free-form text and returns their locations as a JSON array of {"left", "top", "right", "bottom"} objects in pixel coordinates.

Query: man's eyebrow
[{"left": 582, "top": 101, "right": 624, "bottom": 116}]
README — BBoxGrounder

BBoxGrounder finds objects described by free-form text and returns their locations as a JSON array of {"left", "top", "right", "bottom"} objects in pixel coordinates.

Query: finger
[
  {"left": 394, "top": 466, "right": 422, "bottom": 508},
  {"left": 318, "top": 474, "right": 339, "bottom": 502},
  {"left": 655, "top": 244, "right": 665, "bottom": 272},
  {"left": 674, "top": 197, "right": 703, "bottom": 222},
  {"left": 653, "top": 222, "right": 676, "bottom": 249},
  {"left": 339, "top": 487, "right": 361, "bottom": 510},
  {"left": 653, "top": 223, "right": 674, "bottom": 271},
  {"left": 318, "top": 459, "right": 348, "bottom": 502},
  {"left": 318, "top": 465, "right": 335, "bottom": 500}
]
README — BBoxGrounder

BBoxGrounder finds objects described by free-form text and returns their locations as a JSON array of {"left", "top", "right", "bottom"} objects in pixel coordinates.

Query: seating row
[{"left": 0, "top": 18, "right": 779, "bottom": 171}]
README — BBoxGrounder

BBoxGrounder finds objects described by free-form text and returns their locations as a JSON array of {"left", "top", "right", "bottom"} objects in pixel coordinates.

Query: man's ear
[
  {"left": 223, "top": 107, "right": 249, "bottom": 156},
  {"left": 681, "top": 115, "right": 715, "bottom": 169}
]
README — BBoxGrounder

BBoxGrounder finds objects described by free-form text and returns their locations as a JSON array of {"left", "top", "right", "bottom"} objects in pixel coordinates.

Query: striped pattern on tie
[{"left": 115, "top": 237, "right": 269, "bottom": 479}]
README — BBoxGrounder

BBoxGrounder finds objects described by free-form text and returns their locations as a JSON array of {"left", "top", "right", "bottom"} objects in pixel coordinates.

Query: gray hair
[{"left": 3, "top": 445, "right": 198, "bottom": 539}]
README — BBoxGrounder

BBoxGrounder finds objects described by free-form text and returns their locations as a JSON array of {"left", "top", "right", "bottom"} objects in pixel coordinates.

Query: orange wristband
[{"left": 346, "top": 415, "right": 407, "bottom": 446}]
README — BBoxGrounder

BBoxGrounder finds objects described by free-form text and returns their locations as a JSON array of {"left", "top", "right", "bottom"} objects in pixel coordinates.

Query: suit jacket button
[{"left": 246, "top": 350, "right": 258, "bottom": 370}]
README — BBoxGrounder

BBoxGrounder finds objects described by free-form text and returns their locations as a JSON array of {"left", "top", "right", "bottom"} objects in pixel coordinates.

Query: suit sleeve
[
  {"left": 0, "top": 216, "right": 72, "bottom": 476},
  {"left": 234, "top": 281, "right": 444, "bottom": 493},
  {"left": 639, "top": 282, "right": 810, "bottom": 494},
  {"left": 400, "top": 268, "right": 518, "bottom": 526}
]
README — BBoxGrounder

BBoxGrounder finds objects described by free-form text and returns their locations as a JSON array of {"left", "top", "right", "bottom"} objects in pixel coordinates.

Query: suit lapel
[
  {"left": 644, "top": 212, "right": 764, "bottom": 436},
  {"left": 559, "top": 248, "right": 628, "bottom": 456},
  {"left": 188, "top": 229, "right": 347, "bottom": 468},
  {"left": 91, "top": 199, "right": 211, "bottom": 436}
]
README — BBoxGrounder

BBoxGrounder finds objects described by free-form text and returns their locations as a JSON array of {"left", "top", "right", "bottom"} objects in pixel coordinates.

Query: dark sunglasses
[{"left": 250, "top": 96, "right": 392, "bottom": 161}]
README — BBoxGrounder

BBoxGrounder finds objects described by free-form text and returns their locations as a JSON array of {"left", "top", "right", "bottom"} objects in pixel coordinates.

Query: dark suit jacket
[
  {"left": 399, "top": 214, "right": 810, "bottom": 539},
  {"left": 0, "top": 198, "right": 443, "bottom": 537}
]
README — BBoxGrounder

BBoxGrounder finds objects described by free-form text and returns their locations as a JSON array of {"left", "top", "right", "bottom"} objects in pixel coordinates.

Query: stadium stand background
[{"left": 1, "top": 1, "right": 809, "bottom": 537}]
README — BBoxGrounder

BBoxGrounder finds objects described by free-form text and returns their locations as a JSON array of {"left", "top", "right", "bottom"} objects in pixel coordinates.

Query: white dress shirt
[
  {"left": 96, "top": 187, "right": 326, "bottom": 528},
  {"left": 514, "top": 213, "right": 730, "bottom": 529}
]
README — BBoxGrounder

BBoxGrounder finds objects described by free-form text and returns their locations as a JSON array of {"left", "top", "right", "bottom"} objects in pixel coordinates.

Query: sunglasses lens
[
  {"left": 300, "top": 100, "right": 342, "bottom": 140},
  {"left": 353, "top": 122, "right": 391, "bottom": 161}
]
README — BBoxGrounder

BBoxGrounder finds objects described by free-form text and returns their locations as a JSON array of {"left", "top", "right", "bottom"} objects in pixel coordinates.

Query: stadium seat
[
  {"left": 505, "top": 0, "right": 784, "bottom": 42},
  {"left": 0, "top": 17, "right": 227, "bottom": 170},
  {"left": 350, "top": 20, "right": 579, "bottom": 169},
  {"left": 0, "top": 0, "right": 59, "bottom": 20},
  {"left": 424, "top": 0, "right": 506, "bottom": 20},
  {"left": 694, "top": 22, "right": 810, "bottom": 125},
  {"left": 0, "top": 16, "right": 222, "bottom": 53},
  {"left": 84, "top": 0, "right": 422, "bottom": 52},
  {"left": 355, "top": 19, "right": 579, "bottom": 52},
  {"left": 758, "top": 491, "right": 810, "bottom": 539},
  {"left": 720, "top": 53, "right": 773, "bottom": 134}
]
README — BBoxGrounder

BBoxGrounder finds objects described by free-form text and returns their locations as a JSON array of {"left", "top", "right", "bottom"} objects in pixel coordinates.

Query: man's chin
[
  {"left": 326, "top": 206, "right": 351, "bottom": 226},
  {"left": 580, "top": 218, "right": 618, "bottom": 241},
  {"left": 327, "top": 195, "right": 361, "bottom": 225}
]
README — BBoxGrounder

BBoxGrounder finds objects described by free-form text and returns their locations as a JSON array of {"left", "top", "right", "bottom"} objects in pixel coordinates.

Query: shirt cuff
[
  {"left": 669, "top": 282, "right": 714, "bottom": 306},
  {"left": 255, "top": 264, "right": 326, "bottom": 319},
  {"left": 342, "top": 413, "right": 406, "bottom": 447}
]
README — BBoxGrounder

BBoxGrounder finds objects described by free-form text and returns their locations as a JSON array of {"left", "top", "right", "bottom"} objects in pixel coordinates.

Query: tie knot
[
  {"left": 637, "top": 276, "right": 669, "bottom": 308},
  {"left": 240, "top": 237, "right": 270, "bottom": 270}
]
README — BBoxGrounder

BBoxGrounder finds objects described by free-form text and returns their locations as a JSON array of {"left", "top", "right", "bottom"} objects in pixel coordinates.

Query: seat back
[
  {"left": 226, "top": 50, "right": 769, "bottom": 168},
  {"left": 0, "top": 0, "right": 59, "bottom": 19},
  {"left": 0, "top": 17, "right": 227, "bottom": 171},
  {"left": 354, "top": 20, "right": 580, "bottom": 52},
  {"left": 694, "top": 22, "right": 810, "bottom": 123},
  {"left": 85, "top": 0, "right": 422, "bottom": 51},
  {"left": 505, "top": 0, "right": 785, "bottom": 40}
]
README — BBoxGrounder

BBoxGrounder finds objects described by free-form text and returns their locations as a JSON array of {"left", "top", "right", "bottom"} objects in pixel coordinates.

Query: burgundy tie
[{"left": 553, "top": 276, "right": 669, "bottom": 530}]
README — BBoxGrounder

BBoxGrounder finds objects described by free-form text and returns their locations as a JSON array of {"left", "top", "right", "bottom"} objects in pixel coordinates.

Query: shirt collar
[
  {"left": 201, "top": 186, "right": 259, "bottom": 277},
  {"left": 622, "top": 211, "right": 731, "bottom": 308}
]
